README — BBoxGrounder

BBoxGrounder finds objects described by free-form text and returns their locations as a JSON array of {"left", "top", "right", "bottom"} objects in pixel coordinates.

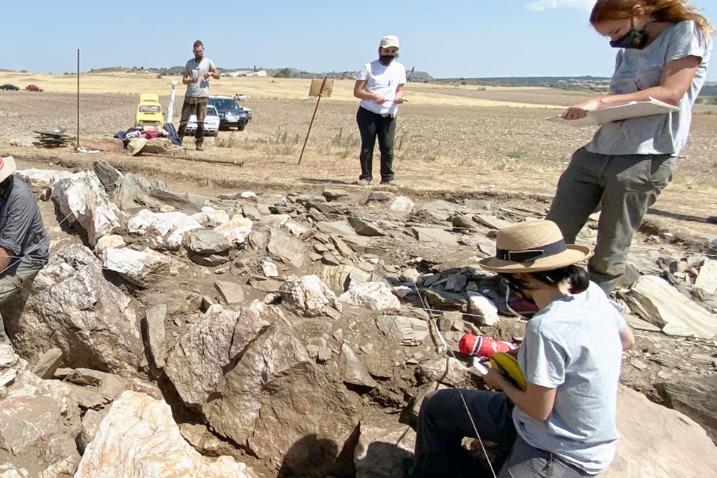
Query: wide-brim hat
[
  {"left": 128, "top": 138, "right": 147, "bottom": 156},
  {"left": 479, "top": 220, "right": 590, "bottom": 273},
  {"left": 0, "top": 156, "right": 17, "bottom": 183},
  {"left": 380, "top": 35, "right": 400, "bottom": 49}
]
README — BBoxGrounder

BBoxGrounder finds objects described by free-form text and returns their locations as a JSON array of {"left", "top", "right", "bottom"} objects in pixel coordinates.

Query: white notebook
[{"left": 547, "top": 97, "right": 679, "bottom": 127}]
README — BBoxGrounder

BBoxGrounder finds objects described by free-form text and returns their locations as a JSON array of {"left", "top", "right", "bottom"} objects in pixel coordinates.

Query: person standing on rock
[
  {"left": 177, "top": 40, "right": 220, "bottom": 152},
  {"left": 410, "top": 221, "right": 635, "bottom": 478},
  {"left": 353, "top": 35, "right": 407, "bottom": 186},
  {"left": 0, "top": 156, "right": 50, "bottom": 345},
  {"left": 546, "top": 0, "right": 713, "bottom": 294}
]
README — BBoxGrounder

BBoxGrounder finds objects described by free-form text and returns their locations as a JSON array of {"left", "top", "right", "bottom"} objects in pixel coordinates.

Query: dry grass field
[{"left": 1, "top": 72, "right": 716, "bottom": 240}]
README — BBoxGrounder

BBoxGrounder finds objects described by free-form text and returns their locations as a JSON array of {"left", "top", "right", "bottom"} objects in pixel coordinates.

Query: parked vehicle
[
  {"left": 134, "top": 93, "right": 164, "bottom": 128},
  {"left": 25, "top": 84, "right": 43, "bottom": 92},
  {"left": 234, "top": 93, "right": 247, "bottom": 101},
  {"left": 0, "top": 84, "right": 19, "bottom": 91},
  {"left": 208, "top": 96, "right": 248, "bottom": 131},
  {"left": 185, "top": 105, "right": 220, "bottom": 136}
]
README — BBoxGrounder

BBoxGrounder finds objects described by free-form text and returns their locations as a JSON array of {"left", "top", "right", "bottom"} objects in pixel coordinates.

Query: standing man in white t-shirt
[
  {"left": 178, "top": 40, "right": 220, "bottom": 151},
  {"left": 353, "top": 35, "right": 407, "bottom": 186}
]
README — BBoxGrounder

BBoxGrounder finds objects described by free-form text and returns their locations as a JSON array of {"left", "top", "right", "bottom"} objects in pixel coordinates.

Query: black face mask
[
  {"left": 610, "top": 20, "right": 649, "bottom": 49},
  {"left": 379, "top": 54, "right": 397, "bottom": 65},
  {"left": 502, "top": 276, "right": 536, "bottom": 305},
  {"left": 194, "top": 54, "right": 203, "bottom": 62}
]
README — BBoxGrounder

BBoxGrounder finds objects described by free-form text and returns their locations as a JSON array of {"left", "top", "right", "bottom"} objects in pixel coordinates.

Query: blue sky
[{"left": 3, "top": 0, "right": 716, "bottom": 81}]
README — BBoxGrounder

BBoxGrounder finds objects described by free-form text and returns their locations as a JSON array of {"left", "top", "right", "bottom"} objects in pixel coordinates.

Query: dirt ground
[
  {"left": 1, "top": 82, "right": 715, "bottom": 240},
  {"left": 0, "top": 84, "right": 715, "bottom": 470}
]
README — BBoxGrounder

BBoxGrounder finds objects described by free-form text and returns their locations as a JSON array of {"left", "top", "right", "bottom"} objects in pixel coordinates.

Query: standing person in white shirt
[{"left": 353, "top": 35, "right": 407, "bottom": 186}]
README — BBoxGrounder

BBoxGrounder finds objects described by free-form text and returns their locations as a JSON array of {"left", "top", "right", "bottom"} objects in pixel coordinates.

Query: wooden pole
[
  {"left": 298, "top": 76, "right": 327, "bottom": 165},
  {"left": 76, "top": 49, "right": 80, "bottom": 150}
]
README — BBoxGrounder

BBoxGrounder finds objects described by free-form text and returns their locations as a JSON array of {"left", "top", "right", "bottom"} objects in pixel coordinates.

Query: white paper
[{"left": 547, "top": 97, "right": 679, "bottom": 128}]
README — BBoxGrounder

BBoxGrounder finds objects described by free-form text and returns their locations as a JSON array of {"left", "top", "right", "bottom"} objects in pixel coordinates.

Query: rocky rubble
[{"left": 0, "top": 163, "right": 715, "bottom": 477}]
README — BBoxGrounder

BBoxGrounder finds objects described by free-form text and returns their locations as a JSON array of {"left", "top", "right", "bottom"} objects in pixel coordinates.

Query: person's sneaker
[
  {"left": 356, "top": 178, "right": 372, "bottom": 185},
  {"left": 380, "top": 179, "right": 398, "bottom": 186},
  {"left": 196, "top": 144, "right": 204, "bottom": 151}
]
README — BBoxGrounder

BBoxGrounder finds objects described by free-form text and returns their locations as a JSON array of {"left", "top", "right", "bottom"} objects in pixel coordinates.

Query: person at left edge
[{"left": 0, "top": 156, "right": 50, "bottom": 345}]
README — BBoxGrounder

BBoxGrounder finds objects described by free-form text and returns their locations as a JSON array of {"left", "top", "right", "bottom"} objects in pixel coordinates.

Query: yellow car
[{"left": 134, "top": 93, "right": 164, "bottom": 128}]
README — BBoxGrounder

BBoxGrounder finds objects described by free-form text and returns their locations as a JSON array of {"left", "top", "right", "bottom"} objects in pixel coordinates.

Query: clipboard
[{"left": 547, "top": 97, "right": 679, "bottom": 127}]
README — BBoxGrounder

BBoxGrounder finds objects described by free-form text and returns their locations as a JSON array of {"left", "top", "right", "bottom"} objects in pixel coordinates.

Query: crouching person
[
  {"left": 410, "top": 220, "right": 635, "bottom": 477},
  {"left": 0, "top": 156, "right": 50, "bottom": 345}
]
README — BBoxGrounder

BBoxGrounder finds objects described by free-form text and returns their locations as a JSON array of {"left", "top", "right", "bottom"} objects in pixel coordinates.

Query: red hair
[{"left": 590, "top": 0, "right": 713, "bottom": 36}]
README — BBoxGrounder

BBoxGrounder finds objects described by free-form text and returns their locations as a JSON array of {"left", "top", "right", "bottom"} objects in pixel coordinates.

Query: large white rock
[
  {"left": 281, "top": 275, "right": 341, "bottom": 317},
  {"left": 376, "top": 315, "right": 430, "bottom": 346},
  {"left": 467, "top": 292, "right": 500, "bottom": 326},
  {"left": 75, "top": 390, "right": 257, "bottom": 478},
  {"left": 624, "top": 275, "right": 717, "bottom": 339},
  {"left": 340, "top": 281, "right": 401, "bottom": 311},
  {"left": 213, "top": 215, "right": 253, "bottom": 244},
  {"left": 192, "top": 206, "right": 230, "bottom": 227},
  {"left": 94, "top": 234, "right": 125, "bottom": 256},
  {"left": 127, "top": 209, "right": 203, "bottom": 251},
  {"left": 103, "top": 247, "right": 172, "bottom": 288},
  {"left": 4, "top": 244, "right": 143, "bottom": 378},
  {"left": 602, "top": 385, "right": 717, "bottom": 477},
  {"left": 164, "top": 303, "right": 270, "bottom": 409},
  {"left": 207, "top": 324, "right": 358, "bottom": 474},
  {"left": 695, "top": 258, "right": 717, "bottom": 295},
  {"left": 16, "top": 168, "right": 73, "bottom": 190},
  {"left": 51, "top": 171, "right": 122, "bottom": 247}
]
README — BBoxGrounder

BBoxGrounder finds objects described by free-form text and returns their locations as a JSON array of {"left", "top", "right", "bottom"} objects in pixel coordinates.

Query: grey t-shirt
[
  {"left": 587, "top": 21, "right": 712, "bottom": 156},
  {"left": 184, "top": 57, "right": 217, "bottom": 98},
  {"left": 0, "top": 177, "right": 50, "bottom": 274},
  {"left": 513, "top": 282, "right": 627, "bottom": 475}
]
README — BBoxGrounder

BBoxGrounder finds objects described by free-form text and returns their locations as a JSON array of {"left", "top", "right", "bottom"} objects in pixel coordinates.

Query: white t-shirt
[
  {"left": 513, "top": 282, "right": 627, "bottom": 475},
  {"left": 356, "top": 60, "right": 407, "bottom": 115}
]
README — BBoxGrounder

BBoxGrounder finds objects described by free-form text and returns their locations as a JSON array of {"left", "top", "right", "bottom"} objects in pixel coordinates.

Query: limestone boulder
[
  {"left": 355, "top": 418, "right": 416, "bottom": 478},
  {"left": 127, "top": 209, "right": 203, "bottom": 251},
  {"left": 15, "top": 168, "right": 73, "bottom": 190},
  {"left": 102, "top": 247, "right": 172, "bottom": 288},
  {"left": 51, "top": 171, "right": 122, "bottom": 246},
  {"left": 602, "top": 385, "right": 717, "bottom": 477},
  {"left": 339, "top": 281, "right": 401, "bottom": 311},
  {"left": 164, "top": 303, "right": 270, "bottom": 410},
  {"left": 281, "top": 275, "right": 341, "bottom": 318},
  {"left": 207, "top": 324, "right": 359, "bottom": 472},
  {"left": 75, "top": 391, "right": 257, "bottom": 478},
  {"left": 4, "top": 244, "right": 143, "bottom": 378}
]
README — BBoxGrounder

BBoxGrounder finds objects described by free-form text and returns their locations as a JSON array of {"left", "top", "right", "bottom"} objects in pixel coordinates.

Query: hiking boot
[
  {"left": 196, "top": 143, "right": 204, "bottom": 152},
  {"left": 356, "top": 178, "right": 372, "bottom": 185}
]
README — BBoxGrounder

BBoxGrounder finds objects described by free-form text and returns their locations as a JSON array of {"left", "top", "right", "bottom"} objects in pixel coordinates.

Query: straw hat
[
  {"left": 479, "top": 220, "right": 589, "bottom": 273},
  {"left": 128, "top": 138, "right": 147, "bottom": 156},
  {"left": 0, "top": 156, "right": 17, "bottom": 183}
]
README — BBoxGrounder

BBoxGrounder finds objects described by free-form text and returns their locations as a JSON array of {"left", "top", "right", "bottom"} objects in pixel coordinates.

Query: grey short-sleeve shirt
[
  {"left": 587, "top": 21, "right": 712, "bottom": 156},
  {"left": 513, "top": 282, "right": 627, "bottom": 475},
  {"left": 184, "top": 57, "right": 217, "bottom": 98},
  {"left": 0, "top": 177, "right": 50, "bottom": 274}
]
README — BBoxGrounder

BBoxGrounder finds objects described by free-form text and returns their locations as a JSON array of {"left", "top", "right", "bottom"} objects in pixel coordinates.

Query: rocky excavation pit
[{"left": 0, "top": 159, "right": 715, "bottom": 477}]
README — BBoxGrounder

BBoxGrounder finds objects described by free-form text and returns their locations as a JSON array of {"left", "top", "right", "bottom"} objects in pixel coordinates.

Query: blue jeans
[{"left": 411, "top": 389, "right": 590, "bottom": 477}]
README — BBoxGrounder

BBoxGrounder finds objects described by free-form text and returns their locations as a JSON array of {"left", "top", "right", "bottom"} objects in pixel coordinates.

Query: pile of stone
[{"left": 0, "top": 160, "right": 714, "bottom": 477}]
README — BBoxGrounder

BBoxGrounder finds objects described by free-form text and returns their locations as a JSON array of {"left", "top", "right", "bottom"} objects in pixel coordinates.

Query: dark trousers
[
  {"left": 356, "top": 106, "right": 397, "bottom": 182},
  {"left": 177, "top": 96, "right": 208, "bottom": 145},
  {"left": 547, "top": 147, "right": 675, "bottom": 293},
  {"left": 412, "top": 389, "right": 589, "bottom": 478}
]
